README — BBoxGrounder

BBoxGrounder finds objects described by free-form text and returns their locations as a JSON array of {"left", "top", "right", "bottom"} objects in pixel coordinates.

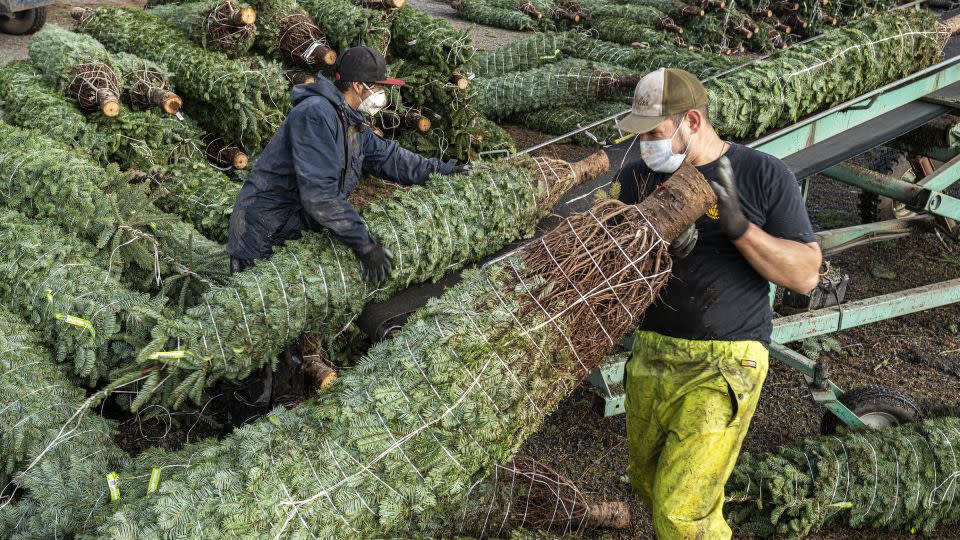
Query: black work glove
[
  {"left": 451, "top": 160, "right": 471, "bottom": 175},
  {"left": 711, "top": 156, "right": 750, "bottom": 240},
  {"left": 669, "top": 224, "right": 698, "bottom": 259},
  {"left": 356, "top": 237, "right": 394, "bottom": 286}
]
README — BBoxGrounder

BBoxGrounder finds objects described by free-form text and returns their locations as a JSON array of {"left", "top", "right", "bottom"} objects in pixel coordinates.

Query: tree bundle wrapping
[
  {"left": 0, "top": 208, "right": 167, "bottom": 384},
  {"left": 0, "top": 62, "right": 239, "bottom": 244},
  {"left": 110, "top": 153, "right": 609, "bottom": 410},
  {"left": 111, "top": 52, "right": 182, "bottom": 114},
  {"left": 0, "top": 307, "right": 131, "bottom": 540},
  {"left": 390, "top": 5, "right": 473, "bottom": 68},
  {"left": 474, "top": 58, "right": 638, "bottom": 118},
  {"left": 0, "top": 123, "right": 229, "bottom": 310},
  {"left": 27, "top": 25, "right": 122, "bottom": 116},
  {"left": 518, "top": 101, "right": 625, "bottom": 146},
  {"left": 248, "top": 0, "right": 337, "bottom": 68},
  {"left": 727, "top": 416, "right": 960, "bottom": 538},
  {"left": 85, "top": 163, "right": 715, "bottom": 538},
  {"left": 298, "top": 0, "right": 391, "bottom": 54},
  {"left": 707, "top": 10, "right": 948, "bottom": 139},
  {"left": 146, "top": 0, "right": 257, "bottom": 55},
  {"left": 453, "top": 0, "right": 540, "bottom": 31},
  {"left": 75, "top": 6, "right": 289, "bottom": 151}
]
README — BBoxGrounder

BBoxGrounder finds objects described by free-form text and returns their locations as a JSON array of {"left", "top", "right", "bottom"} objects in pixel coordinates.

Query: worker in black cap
[
  {"left": 223, "top": 46, "right": 460, "bottom": 427},
  {"left": 228, "top": 45, "right": 459, "bottom": 284}
]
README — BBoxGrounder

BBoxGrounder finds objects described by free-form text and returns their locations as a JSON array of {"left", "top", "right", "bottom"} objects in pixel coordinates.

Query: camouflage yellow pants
[{"left": 625, "top": 330, "right": 769, "bottom": 540}]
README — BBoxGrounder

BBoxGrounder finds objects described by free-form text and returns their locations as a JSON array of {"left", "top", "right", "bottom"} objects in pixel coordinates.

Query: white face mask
[
  {"left": 358, "top": 83, "right": 388, "bottom": 116},
  {"left": 640, "top": 120, "right": 689, "bottom": 173}
]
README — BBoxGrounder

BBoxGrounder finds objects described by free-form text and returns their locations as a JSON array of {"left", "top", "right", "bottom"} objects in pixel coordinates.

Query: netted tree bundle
[
  {"left": 727, "top": 416, "right": 960, "bottom": 538},
  {"left": 452, "top": 0, "right": 540, "bottom": 31},
  {"left": 74, "top": 6, "right": 289, "bottom": 151},
  {"left": 0, "top": 306, "right": 131, "bottom": 540},
  {"left": 472, "top": 32, "right": 569, "bottom": 77},
  {"left": 246, "top": 0, "right": 337, "bottom": 68},
  {"left": 684, "top": 8, "right": 759, "bottom": 52},
  {"left": 518, "top": 101, "right": 625, "bottom": 145},
  {"left": 428, "top": 454, "right": 631, "bottom": 536},
  {"left": 110, "top": 154, "right": 607, "bottom": 411},
  {"left": 147, "top": 0, "right": 258, "bottom": 55},
  {"left": 475, "top": 58, "right": 639, "bottom": 118},
  {"left": 298, "top": 0, "right": 391, "bottom": 55},
  {"left": 565, "top": 31, "right": 744, "bottom": 77},
  {"left": 579, "top": 0, "right": 683, "bottom": 33},
  {"left": 200, "top": 133, "right": 249, "bottom": 170},
  {"left": 0, "top": 123, "right": 229, "bottom": 311},
  {"left": 0, "top": 209, "right": 168, "bottom": 384},
  {"left": 28, "top": 25, "right": 122, "bottom": 116},
  {"left": 85, "top": 164, "right": 714, "bottom": 538},
  {"left": 112, "top": 52, "right": 182, "bottom": 114},
  {"left": 390, "top": 5, "right": 473, "bottom": 68},
  {"left": 749, "top": 19, "right": 796, "bottom": 52},
  {"left": 585, "top": 15, "right": 678, "bottom": 46},
  {"left": 0, "top": 62, "right": 239, "bottom": 244},
  {"left": 707, "top": 10, "right": 948, "bottom": 139}
]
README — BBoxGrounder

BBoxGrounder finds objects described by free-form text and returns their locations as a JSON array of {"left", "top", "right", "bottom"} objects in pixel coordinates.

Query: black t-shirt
[{"left": 617, "top": 142, "right": 815, "bottom": 344}]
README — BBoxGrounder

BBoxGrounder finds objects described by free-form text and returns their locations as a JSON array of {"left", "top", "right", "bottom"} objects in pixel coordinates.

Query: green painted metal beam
[
  {"left": 920, "top": 151, "right": 960, "bottom": 192},
  {"left": 816, "top": 215, "right": 932, "bottom": 255},
  {"left": 751, "top": 57, "right": 960, "bottom": 159},
  {"left": 768, "top": 344, "right": 867, "bottom": 429},
  {"left": 821, "top": 162, "right": 926, "bottom": 205},
  {"left": 770, "top": 277, "right": 960, "bottom": 344},
  {"left": 886, "top": 140, "right": 960, "bottom": 163}
]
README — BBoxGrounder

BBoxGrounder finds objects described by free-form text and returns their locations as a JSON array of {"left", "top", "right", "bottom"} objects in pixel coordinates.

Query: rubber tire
[
  {"left": 821, "top": 384, "right": 921, "bottom": 435},
  {"left": 858, "top": 147, "right": 911, "bottom": 223},
  {"left": 0, "top": 7, "right": 47, "bottom": 35}
]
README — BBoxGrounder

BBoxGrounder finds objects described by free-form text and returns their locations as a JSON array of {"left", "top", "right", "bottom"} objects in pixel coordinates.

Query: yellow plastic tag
[
  {"left": 147, "top": 350, "right": 211, "bottom": 363},
  {"left": 45, "top": 289, "right": 54, "bottom": 303},
  {"left": 107, "top": 472, "right": 120, "bottom": 501},
  {"left": 829, "top": 501, "right": 853, "bottom": 509},
  {"left": 54, "top": 314, "right": 96, "bottom": 338},
  {"left": 538, "top": 48, "right": 561, "bottom": 60},
  {"left": 148, "top": 467, "right": 161, "bottom": 494}
]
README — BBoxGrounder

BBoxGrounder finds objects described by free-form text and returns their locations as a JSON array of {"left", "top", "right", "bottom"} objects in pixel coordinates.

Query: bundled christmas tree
[
  {"left": 0, "top": 306, "right": 131, "bottom": 540},
  {"left": 110, "top": 152, "right": 611, "bottom": 410},
  {"left": 390, "top": 5, "right": 473, "bottom": 67},
  {"left": 298, "top": 0, "right": 391, "bottom": 54},
  {"left": 727, "top": 416, "right": 960, "bottom": 538},
  {"left": 85, "top": 163, "right": 714, "bottom": 538},
  {"left": 474, "top": 58, "right": 639, "bottom": 118},
  {"left": 146, "top": 0, "right": 258, "bottom": 55},
  {"left": 0, "top": 62, "right": 239, "bottom": 243},
  {"left": 0, "top": 208, "right": 167, "bottom": 384},
  {"left": 452, "top": 0, "right": 541, "bottom": 31},
  {"left": 518, "top": 101, "right": 625, "bottom": 145},
  {"left": 684, "top": 7, "right": 760, "bottom": 53},
  {"left": 74, "top": 6, "right": 289, "bottom": 151},
  {"left": 707, "top": 10, "right": 948, "bottom": 139},
  {"left": 0, "top": 123, "right": 229, "bottom": 308},
  {"left": 28, "top": 25, "right": 122, "bottom": 116},
  {"left": 472, "top": 32, "right": 570, "bottom": 77},
  {"left": 111, "top": 52, "right": 182, "bottom": 114},
  {"left": 247, "top": 0, "right": 337, "bottom": 69}
]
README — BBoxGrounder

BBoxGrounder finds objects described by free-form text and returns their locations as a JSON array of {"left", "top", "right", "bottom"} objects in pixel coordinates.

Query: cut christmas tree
[
  {"left": 297, "top": 0, "right": 391, "bottom": 55},
  {"left": 146, "top": 0, "right": 258, "bottom": 55},
  {"left": 111, "top": 52, "right": 182, "bottom": 114},
  {"left": 28, "top": 25, "right": 122, "bottom": 116},
  {"left": 247, "top": 0, "right": 337, "bottom": 69}
]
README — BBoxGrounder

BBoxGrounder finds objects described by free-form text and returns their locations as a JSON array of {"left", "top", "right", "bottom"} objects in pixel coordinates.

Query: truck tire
[{"left": 0, "top": 6, "right": 47, "bottom": 35}]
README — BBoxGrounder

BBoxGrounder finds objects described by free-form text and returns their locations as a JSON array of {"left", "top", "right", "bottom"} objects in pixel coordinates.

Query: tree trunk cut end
[{"left": 587, "top": 501, "right": 631, "bottom": 530}]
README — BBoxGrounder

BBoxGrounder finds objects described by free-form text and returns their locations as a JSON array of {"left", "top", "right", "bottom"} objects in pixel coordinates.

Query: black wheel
[
  {"left": 0, "top": 7, "right": 47, "bottom": 35},
  {"left": 821, "top": 384, "right": 921, "bottom": 434},
  {"left": 858, "top": 147, "right": 915, "bottom": 223}
]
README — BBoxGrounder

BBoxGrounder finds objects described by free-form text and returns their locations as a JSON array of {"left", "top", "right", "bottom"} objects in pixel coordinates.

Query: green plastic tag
[
  {"left": 107, "top": 472, "right": 120, "bottom": 501},
  {"left": 148, "top": 467, "right": 161, "bottom": 494},
  {"left": 829, "top": 501, "right": 853, "bottom": 509},
  {"left": 54, "top": 313, "right": 96, "bottom": 338}
]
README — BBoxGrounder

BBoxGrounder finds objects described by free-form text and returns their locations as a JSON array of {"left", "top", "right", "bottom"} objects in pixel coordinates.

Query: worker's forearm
[{"left": 732, "top": 224, "right": 822, "bottom": 294}]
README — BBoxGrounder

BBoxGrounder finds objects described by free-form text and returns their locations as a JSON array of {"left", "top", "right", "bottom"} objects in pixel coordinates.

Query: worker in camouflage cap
[{"left": 614, "top": 68, "right": 822, "bottom": 539}]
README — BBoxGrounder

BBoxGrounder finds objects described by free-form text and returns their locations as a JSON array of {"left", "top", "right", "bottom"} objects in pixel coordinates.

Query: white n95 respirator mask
[{"left": 358, "top": 83, "right": 388, "bottom": 116}]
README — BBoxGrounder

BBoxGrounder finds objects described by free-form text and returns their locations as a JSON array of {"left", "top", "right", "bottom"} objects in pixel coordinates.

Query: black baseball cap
[{"left": 335, "top": 46, "right": 405, "bottom": 86}]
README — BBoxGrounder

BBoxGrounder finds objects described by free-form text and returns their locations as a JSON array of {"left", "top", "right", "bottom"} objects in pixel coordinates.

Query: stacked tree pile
[
  {"left": 146, "top": 0, "right": 258, "bottom": 55},
  {"left": 298, "top": 0, "right": 392, "bottom": 54},
  {"left": 74, "top": 6, "right": 289, "bottom": 152},
  {"left": 451, "top": 0, "right": 587, "bottom": 32},
  {"left": 727, "top": 416, "right": 960, "bottom": 538},
  {"left": 108, "top": 152, "right": 610, "bottom": 411},
  {"left": 0, "top": 62, "right": 240, "bottom": 243},
  {"left": 79, "top": 163, "right": 714, "bottom": 538},
  {"left": 248, "top": 0, "right": 337, "bottom": 75}
]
